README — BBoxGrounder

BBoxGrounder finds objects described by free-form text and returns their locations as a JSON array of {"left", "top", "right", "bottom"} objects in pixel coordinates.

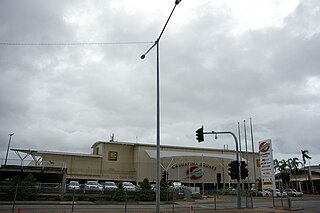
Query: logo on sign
[
  {"left": 186, "top": 166, "right": 203, "bottom": 179},
  {"left": 259, "top": 141, "right": 270, "bottom": 153}
]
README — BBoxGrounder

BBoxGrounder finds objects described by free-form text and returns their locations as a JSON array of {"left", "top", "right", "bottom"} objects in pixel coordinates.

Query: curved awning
[{"left": 145, "top": 150, "right": 243, "bottom": 161}]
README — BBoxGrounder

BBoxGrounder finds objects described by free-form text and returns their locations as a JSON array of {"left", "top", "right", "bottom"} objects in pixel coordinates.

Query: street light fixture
[
  {"left": 140, "top": 1, "right": 182, "bottom": 212},
  {"left": 4, "top": 133, "right": 14, "bottom": 165}
]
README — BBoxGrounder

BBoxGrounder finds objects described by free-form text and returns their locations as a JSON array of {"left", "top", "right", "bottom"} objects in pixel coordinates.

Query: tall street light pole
[
  {"left": 140, "top": 1, "right": 182, "bottom": 212},
  {"left": 4, "top": 133, "right": 14, "bottom": 165}
]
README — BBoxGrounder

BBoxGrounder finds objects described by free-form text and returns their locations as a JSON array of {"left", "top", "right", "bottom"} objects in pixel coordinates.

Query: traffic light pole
[{"left": 204, "top": 130, "right": 241, "bottom": 209}]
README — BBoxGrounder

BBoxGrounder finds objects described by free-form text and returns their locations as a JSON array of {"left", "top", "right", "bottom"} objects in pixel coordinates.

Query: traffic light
[
  {"left": 195, "top": 126, "right": 204, "bottom": 142},
  {"left": 217, "top": 173, "right": 222, "bottom": 183},
  {"left": 228, "top": 160, "right": 240, "bottom": 180},
  {"left": 240, "top": 161, "right": 248, "bottom": 179},
  {"left": 162, "top": 171, "right": 168, "bottom": 182}
]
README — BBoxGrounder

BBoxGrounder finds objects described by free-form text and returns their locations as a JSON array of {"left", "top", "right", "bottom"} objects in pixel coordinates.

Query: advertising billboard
[{"left": 259, "top": 139, "right": 276, "bottom": 192}]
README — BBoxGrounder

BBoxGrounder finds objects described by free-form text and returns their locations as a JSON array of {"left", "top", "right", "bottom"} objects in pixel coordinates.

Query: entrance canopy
[{"left": 145, "top": 150, "right": 242, "bottom": 161}]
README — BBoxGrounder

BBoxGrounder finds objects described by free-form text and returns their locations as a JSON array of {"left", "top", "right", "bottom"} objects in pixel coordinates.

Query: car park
[
  {"left": 84, "top": 181, "right": 103, "bottom": 193},
  {"left": 251, "top": 189, "right": 263, "bottom": 196},
  {"left": 123, "top": 182, "right": 137, "bottom": 191},
  {"left": 102, "top": 181, "right": 117, "bottom": 191},
  {"left": 67, "top": 181, "right": 81, "bottom": 191},
  {"left": 263, "top": 188, "right": 287, "bottom": 197},
  {"left": 284, "top": 189, "right": 303, "bottom": 197},
  {"left": 262, "top": 189, "right": 272, "bottom": 196}
]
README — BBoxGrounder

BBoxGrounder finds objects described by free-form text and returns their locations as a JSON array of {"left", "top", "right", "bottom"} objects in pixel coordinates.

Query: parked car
[
  {"left": 123, "top": 182, "right": 137, "bottom": 191},
  {"left": 284, "top": 189, "right": 303, "bottom": 197},
  {"left": 263, "top": 188, "right": 286, "bottom": 197},
  {"left": 67, "top": 181, "right": 81, "bottom": 191},
  {"left": 84, "top": 181, "right": 103, "bottom": 193},
  {"left": 251, "top": 189, "right": 263, "bottom": 196},
  {"left": 262, "top": 189, "right": 272, "bottom": 196},
  {"left": 102, "top": 181, "right": 117, "bottom": 191},
  {"left": 274, "top": 189, "right": 287, "bottom": 197}
]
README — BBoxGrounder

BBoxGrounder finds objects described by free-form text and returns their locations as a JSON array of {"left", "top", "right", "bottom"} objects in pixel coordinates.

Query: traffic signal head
[
  {"left": 217, "top": 173, "right": 222, "bottom": 183},
  {"left": 196, "top": 126, "right": 204, "bottom": 142},
  {"left": 228, "top": 160, "right": 240, "bottom": 180},
  {"left": 162, "top": 171, "right": 168, "bottom": 182},
  {"left": 240, "top": 161, "right": 248, "bottom": 179}
]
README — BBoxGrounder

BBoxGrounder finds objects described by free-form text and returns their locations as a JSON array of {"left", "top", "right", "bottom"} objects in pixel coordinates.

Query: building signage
[
  {"left": 259, "top": 139, "right": 275, "bottom": 192},
  {"left": 186, "top": 166, "right": 203, "bottom": 179},
  {"left": 171, "top": 162, "right": 216, "bottom": 170},
  {"left": 108, "top": 151, "right": 118, "bottom": 161}
]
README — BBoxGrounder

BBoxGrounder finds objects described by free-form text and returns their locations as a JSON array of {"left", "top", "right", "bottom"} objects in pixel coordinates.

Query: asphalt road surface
[{"left": 0, "top": 195, "right": 318, "bottom": 212}]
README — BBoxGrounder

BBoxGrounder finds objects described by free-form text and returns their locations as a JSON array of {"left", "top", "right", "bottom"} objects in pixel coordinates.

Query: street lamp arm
[
  {"left": 140, "top": 2, "right": 180, "bottom": 59},
  {"left": 157, "top": 4, "right": 178, "bottom": 44},
  {"left": 140, "top": 42, "right": 157, "bottom": 59}
]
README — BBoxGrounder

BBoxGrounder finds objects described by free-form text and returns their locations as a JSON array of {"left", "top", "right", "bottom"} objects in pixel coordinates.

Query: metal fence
[{"left": 0, "top": 183, "right": 300, "bottom": 212}]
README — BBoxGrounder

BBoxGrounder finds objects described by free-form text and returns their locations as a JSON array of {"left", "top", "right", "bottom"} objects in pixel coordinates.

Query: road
[{"left": 0, "top": 195, "right": 318, "bottom": 212}]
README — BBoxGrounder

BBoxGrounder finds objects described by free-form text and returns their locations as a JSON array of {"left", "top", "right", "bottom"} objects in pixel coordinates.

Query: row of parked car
[
  {"left": 67, "top": 181, "right": 138, "bottom": 193},
  {"left": 259, "top": 188, "right": 303, "bottom": 197}
]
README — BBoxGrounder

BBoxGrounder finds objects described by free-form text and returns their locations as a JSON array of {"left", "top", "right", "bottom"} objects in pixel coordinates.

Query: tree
[
  {"left": 9, "top": 173, "right": 37, "bottom": 201},
  {"left": 114, "top": 182, "right": 126, "bottom": 201},
  {"left": 288, "top": 157, "right": 302, "bottom": 189},
  {"left": 137, "top": 178, "right": 153, "bottom": 201},
  {"left": 278, "top": 159, "right": 289, "bottom": 173},
  {"left": 160, "top": 179, "right": 170, "bottom": 201},
  {"left": 301, "top": 150, "right": 314, "bottom": 194},
  {"left": 301, "top": 150, "right": 311, "bottom": 165},
  {"left": 274, "top": 156, "right": 306, "bottom": 191},
  {"left": 274, "top": 159, "right": 280, "bottom": 174}
]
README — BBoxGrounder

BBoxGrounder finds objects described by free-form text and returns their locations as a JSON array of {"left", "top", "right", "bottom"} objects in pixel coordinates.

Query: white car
[
  {"left": 67, "top": 181, "right": 81, "bottom": 191},
  {"left": 272, "top": 189, "right": 287, "bottom": 197},
  {"left": 84, "top": 181, "right": 103, "bottom": 193},
  {"left": 102, "top": 181, "right": 117, "bottom": 191},
  {"left": 284, "top": 189, "right": 303, "bottom": 197},
  {"left": 123, "top": 182, "right": 137, "bottom": 191}
]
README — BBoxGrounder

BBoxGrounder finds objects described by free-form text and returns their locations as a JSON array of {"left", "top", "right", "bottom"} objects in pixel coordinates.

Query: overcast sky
[{"left": 1, "top": 0, "right": 319, "bottom": 165}]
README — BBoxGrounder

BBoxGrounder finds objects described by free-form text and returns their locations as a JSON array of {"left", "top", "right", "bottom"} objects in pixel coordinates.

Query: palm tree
[
  {"left": 290, "top": 157, "right": 303, "bottom": 190},
  {"left": 278, "top": 159, "right": 288, "bottom": 173},
  {"left": 287, "top": 157, "right": 302, "bottom": 189},
  {"left": 273, "top": 159, "right": 280, "bottom": 174},
  {"left": 286, "top": 158, "right": 293, "bottom": 188},
  {"left": 301, "top": 150, "right": 312, "bottom": 193},
  {"left": 278, "top": 159, "right": 290, "bottom": 189}
]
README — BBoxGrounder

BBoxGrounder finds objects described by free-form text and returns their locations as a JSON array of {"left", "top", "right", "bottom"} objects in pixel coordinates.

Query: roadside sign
[{"left": 259, "top": 139, "right": 276, "bottom": 192}]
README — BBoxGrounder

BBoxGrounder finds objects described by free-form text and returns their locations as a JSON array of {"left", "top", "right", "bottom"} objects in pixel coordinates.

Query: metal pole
[
  {"left": 12, "top": 184, "right": 18, "bottom": 212},
  {"left": 210, "top": 131, "right": 241, "bottom": 209},
  {"left": 140, "top": 2, "right": 182, "bottom": 212},
  {"left": 155, "top": 40, "right": 161, "bottom": 213},
  {"left": 244, "top": 120, "right": 249, "bottom": 208},
  {"left": 5, "top": 133, "right": 14, "bottom": 165},
  {"left": 237, "top": 123, "right": 242, "bottom": 161},
  {"left": 249, "top": 118, "right": 257, "bottom": 187},
  {"left": 72, "top": 187, "right": 75, "bottom": 212},
  {"left": 238, "top": 122, "right": 244, "bottom": 193}
]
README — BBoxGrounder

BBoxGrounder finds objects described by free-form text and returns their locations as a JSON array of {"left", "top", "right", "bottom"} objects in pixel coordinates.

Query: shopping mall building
[{"left": 2, "top": 140, "right": 260, "bottom": 190}]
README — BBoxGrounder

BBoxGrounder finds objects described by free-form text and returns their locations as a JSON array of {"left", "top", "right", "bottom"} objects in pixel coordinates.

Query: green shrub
[
  {"left": 137, "top": 178, "right": 154, "bottom": 201},
  {"left": 114, "top": 182, "right": 126, "bottom": 201}
]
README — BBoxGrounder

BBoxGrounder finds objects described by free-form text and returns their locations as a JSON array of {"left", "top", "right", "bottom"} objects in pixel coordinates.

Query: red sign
[
  {"left": 259, "top": 141, "right": 270, "bottom": 153},
  {"left": 186, "top": 166, "right": 203, "bottom": 179}
]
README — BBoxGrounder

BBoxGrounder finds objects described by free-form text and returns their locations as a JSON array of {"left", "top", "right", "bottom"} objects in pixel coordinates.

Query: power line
[{"left": 0, "top": 41, "right": 153, "bottom": 46}]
